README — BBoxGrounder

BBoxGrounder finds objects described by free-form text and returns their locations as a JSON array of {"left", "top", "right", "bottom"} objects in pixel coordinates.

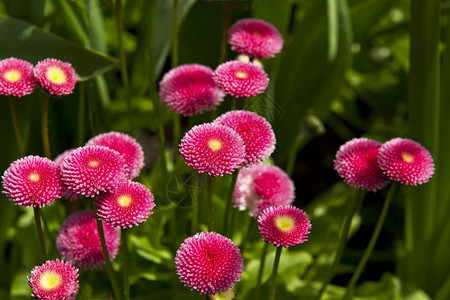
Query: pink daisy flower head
[
  {"left": 2, "top": 155, "right": 62, "bottom": 207},
  {"left": 60, "top": 145, "right": 128, "bottom": 197},
  {"left": 179, "top": 123, "right": 245, "bottom": 176},
  {"left": 34, "top": 58, "right": 78, "bottom": 96},
  {"left": 377, "top": 137, "right": 435, "bottom": 185},
  {"left": 228, "top": 18, "right": 284, "bottom": 59},
  {"left": 56, "top": 210, "right": 120, "bottom": 269},
  {"left": 96, "top": 180, "right": 155, "bottom": 228},
  {"left": 54, "top": 149, "right": 81, "bottom": 201},
  {"left": 258, "top": 205, "right": 311, "bottom": 247},
  {"left": 334, "top": 138, "right": 390, "bottom": 192},
  {"left": 27, "top": 259, "right": 79, "bottom": 300},
  {"left": 234, "top": 164, "right": 295, "bottom": 217},
  {"left": 175, "top": 232, "right": 243, "bottom": 295},
  {"left": 0, "top": 57, "right": 36, "bottom": 97},
  {"left": 213, "top": 60, "right": 269, "bottom": 98},
  {"left": 214, "top": 110, "right": 276, "bottom": 166},
  {"left": 159, "top": 64, "right": 225, "bottom": 116},
  {"left": 86, "top": 131, "right": 145, "bottom": 179}
]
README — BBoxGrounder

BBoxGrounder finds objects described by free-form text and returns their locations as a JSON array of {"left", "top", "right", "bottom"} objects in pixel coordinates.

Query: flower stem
[
  {"left": 158, "top": 124, "right": 169, "bottom": 177},
  {"left": 255, "top": 242, "right": 270, "bottom": 299},
  {"left": 122, "top": 228, "right": 130, "bottom": 300},
  {"left": 42, "top": 93, "right": 52, "bottom": 158},
  {"left": 240, "top": 218, "right": 256, "bottom": 252},
  {"left": 33, "top": 206, "right": 48, "bottom": 260},
  {"left": 207, "top": 175, "right": 214, "bottom": 231},
  {"left": 171, "top": 0, "right": 181, "bottom": 166},
  {"left": 223, "top": 171, "right": 239, "bottom": 235},
  {"left": 343, "top": 182, "right": 399, "bottom": 299},
  {"left": 269, "top": 246, "right": 283, "bottom": 300},
  {"left": 77, "top": 82, "right": 86, "bottom": 146},
  {"left": 190, "top": 172, "right": 200, "bottom": 235},
  {"left": 9, "top": 97, "right": 25, "bottom": 156}
]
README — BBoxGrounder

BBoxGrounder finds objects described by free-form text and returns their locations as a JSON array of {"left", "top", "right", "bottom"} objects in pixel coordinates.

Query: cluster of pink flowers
[{"left": 0, "top": 57, "right": 78, "bottom": 97}]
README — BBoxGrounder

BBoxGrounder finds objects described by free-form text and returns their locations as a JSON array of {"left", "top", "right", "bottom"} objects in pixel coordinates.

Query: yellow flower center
[
  {"left": 402, "top": 152, "right": 414, "bottom": 163},
  {"left": 89, "top": 160, "right": 99, "bottom": 168},
  {"left": 208, "top": 139, "right": 222, "bottom": 151},
  {"left": 235, "top": 71, "right": 248, "bottom": 79},
  {"left": 28, "top": 172, "right": 40, "bottom": 182},
  {"left": 4, "top": 70, "right": 22, "bottom": 82},
  {"left": 118, "top": 195, "right": 132, "bottom": 207},
  {"left": 39, "top": 271, "right": 62, "bottom": 290},
  {"left": 275, "top": 215, "right": 295, "bottom": 232},
  {"left": 46, "top": 67, "right": 67, "bottom": 84}
]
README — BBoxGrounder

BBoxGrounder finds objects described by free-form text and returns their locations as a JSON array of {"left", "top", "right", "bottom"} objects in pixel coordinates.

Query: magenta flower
[
  {"left": 228, "top": 18, "right": 284, "bottom": 59},
  {"left": 377, "top": 137, "right": 435, "bottom": 185},
  {"left": 159, "top": 64, "right": 225, "bottom": 116},
  {"left": 258, "top": 205, "right": 311, "bottom": 247},
  {"left": 334, "top": 138, "right": 390, "bottom": 192},
  {"left": 234, "top": 164, "right": 295, "bottom": 217},
  {"left": 2, "top": 155, "right": 62, "bottom": 207},
  {"left": 34, "top": 58, "right": 78, "bottom": 96},
  {"left": 213, "top": 60, "right": 269, "bottom": 98},
  {"left": 214, "top": 110, "right": 275, "bottom": 166},
  {"left": 86, "top": 131, "right": 145, "bottom": 179},
  {"left": 175, "top": 232, "right": 243, "bottom": 295},
  {"left": 60, "top": 145, "right": 128, "bottom": 197},
  {"left": 54, "top": 149, "right": 81, "bottom": 201},
  {"left": 96, "top": 180, "right": 155, "bottom": 228},
  {"left": 27, "top": 259, "right": 79, "bottom": 300},
  {"left": 56, "top": 210, "right": 120, "bottom": 269},
  {"left": 180, "top": 123, "right": 245, "bottom": 176},
  {"left": 0, "top": 57, "right": 36, "bottom": 97}
]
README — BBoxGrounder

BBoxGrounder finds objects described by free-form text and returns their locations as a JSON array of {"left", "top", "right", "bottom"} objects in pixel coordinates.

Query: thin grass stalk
[
  {"left": 33, "top": 206, "right": 47, "bottom": 260},
  {"left": 41, "top": 93, "right": 52, "bottom": 158},
  {"left": 269, "top": 246, "right": 283, "bottom": 300},
  {"left": 223, "top": 171, "right": 239, "bottom": 235},
  {"left": 122, "top": 228, "right": 129, "bottom": 300},
  {"left": 9, "top": 97, "right": 25, "bottom": 156},
  {"left": 206, "top": 175, "right": 214, "bottom": 231},
  {"left": 255, "top": 242, "right": 270, "bottom": 299}
]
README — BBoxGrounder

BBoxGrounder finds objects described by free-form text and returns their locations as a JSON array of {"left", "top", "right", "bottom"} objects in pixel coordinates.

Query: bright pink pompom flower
[
  {"left": 228, "top": 18, "right": 284, "bottom": 59},
  {"left": 96, "top": 180, "right": 155, "bottom": 228},
  {"left": 258, "top": 205, "right": 311, "bottom": 247},
  {"left": 213, "top": 60, "right": 269, "bottom": 98},
  {"left": 234, "top": 164, "right": 295, "bottom": 217},
  {"left": 60, "top": 145, "right": 128, "bottom": 197},
  {"left": 86, "top": 131, "right": 145, "bottom": 179},
  {"left": 180, "top": 123, "right": 245, "bottom": 176},
  {"left": 334, "top": 138, "right": 390, "bottom": 192},
  {"left": 54, "top": 149, "right": 81, "bottom": 201},
  {"left": 2, "top": 155, "right": 63, "bottom": 207},
  {"left": 56, "top": 210, "right": 120, "bottom": 269},
  {"left": 34, "top": 58, "right": 78, "bottom": 96},
  {"left": 377, "top": 137, "right": 435, "bottom": 185},
  {"left": 214, "top": 110, "right": 275, "bottom": 167},
  {"left": 27, "top": 259, "right": 79, "bottom": 300},
  {"left": 0, "top": 57, "right": 36, "bottom": 97},
  {"left": 175, "top": 232, "right": 243, "bottom": 295},
  {"left": 159, "top": 64, "right": 225, "bottom": 116}
]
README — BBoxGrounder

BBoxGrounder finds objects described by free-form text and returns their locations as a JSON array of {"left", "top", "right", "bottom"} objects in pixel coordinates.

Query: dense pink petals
[
  {"left": 175, "top": 232, "right": 243, "bottom": 295},
  {"left": 159, "top": 64, "right": 225, "bottom": 116},
  {"left": 86, "top": 131, "right": 145, "bottom": 179},
  {"left": 234, "top": 164, "right": 295, "bottom": 217},
  {"left": 96, "top": 180, "right": 155, "bottom": 228},
  {"left": 334, "top": 138, "right": 390, "bottom": 192},
  {"left": 60, "top": 145, "right": 128, "bottom": 197},
  {"left": 258, "top": 205, "right": 311, "bottom": 247},
  {"left": 2, "top": 155, "right": 62, "bottom": 207},
  {"left": 377, "top": 138, "right": 435, "bottom": 185},
  {"left": 27, "top": 259, "right": 79, "bottom": 300},
  {"left": 214, "top": 110, "right": 275, "bottom": 166},
  {"left": 56, "top": 210, "right": 120, "bottom": 269},
  {"left": 54, "top": 149, "right": 81, "bottom": 201},
  {"left": 228, "top": 18, "right": 284, "bottom": 59},
  {"left": 0, "top": 57, "right": 36, "bottom": 97},
  {"left": 34, "top": 58, "right": 78, "bottom": 96},
  {"left": 180, "top": 123, "right": 245, "bottom": 176},
  {"left": 213, "top": 61, "right": 269, "bottom": 98}
]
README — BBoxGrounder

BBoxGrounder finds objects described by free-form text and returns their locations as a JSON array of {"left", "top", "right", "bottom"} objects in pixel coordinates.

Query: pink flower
[
  {"left": 214, "top": 110, "right": 275, "bottom": 166},
  {"left": 258, "top": 205, "right": 311, "bottom": 247},
  {"left": 377, "top": 137, "right": 435, "bottom": 185},
  {"left": 96, "top": 180, "right": 155, "bottom": 228},
  {"left": 86, "top": 131, "right": 145, "bottom": 179},
  {"left": 213, "top": 60, "right": 269, "bottom": 98},
  {"left": 34, "top": 58, "right": 78, "bottom": 96},
  {"left": 334, "top": 138, "right": 390, "bottom": 192},
  {"left": 234, "top": 164, "right": 294, "bottom": 217},
  {"left": 228, "top": 18, "right": 284, "bottom": 59},
  {"left": 180, "top": 123, "right": 245, "bottom": 176},
  {"left": 27, "top": 259, "right": 79, "bottom": 300},
  {"left": 159, "top": 64, "right": 225, "bottom": 116},
  {"left": 2, "top": 155, "right": 62, "bottom": 207},
  {"left": 54, "top": 149, "right": 81, "bottom": 201},
  {"left": 0, "top": 57, "right": 36, "bottom": 97},
  {"left": 56, "top": 210, "right": 120, "bottom": 269},
  {"left": 60, "top": 145, "right": 128, "bottom": 197},
  {"left": 175, "top": 232, "right": 243, "bottom": 295}
]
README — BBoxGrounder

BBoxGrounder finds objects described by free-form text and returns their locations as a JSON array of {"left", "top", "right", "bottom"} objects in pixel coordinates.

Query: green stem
[
  {"left": 219, "top": 10, "right": 231, "bottom": 64},
  {"left": 158, "top": 124, "right": 169, "bottom": 177},
  {"left": 207, "top": 175, "right": 214, "bottom": 231},
  {"left": 190, "top": 173, "right": 200, "bottom": 235},
  {"left": 240, "top": 218, "right": 256, "bottom": 252},
  {"left": 77, "top": 82, "right": 86, "bottom": 146},
  {"left": 41, "top": 93, "right": 52, "bottom": 158},
  {"left": 173, "top": 113, "right": 181, "bottom": 166},
  {"left": 171, "top": 0, "right": 179, "bottom": 68},
  {"left": 269, "top": 246, "right": 283, "bottom": 300},
  {"left": 255, "top": 242, "right": 270, "bottom": 299},
  {"left": 122, "top": 229, "right": 130, "bottom": 300},
  {"left": 33, "top": 207, "right": 47, "bottom": 260},
  {"left": 344, "top": 182, "right": 399, "bottom": 299},
  {"left": 9, "top": 97, "right": 25, "bottom": 156},
  {"left": 223, "top": 171, "right": 239, "bottom": 235},
  {"left": 316, "top": 189, "right": 365, "bottom": 300},
  {"left": 285, "top": 132, "right": 304, "bottom": 177}
]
